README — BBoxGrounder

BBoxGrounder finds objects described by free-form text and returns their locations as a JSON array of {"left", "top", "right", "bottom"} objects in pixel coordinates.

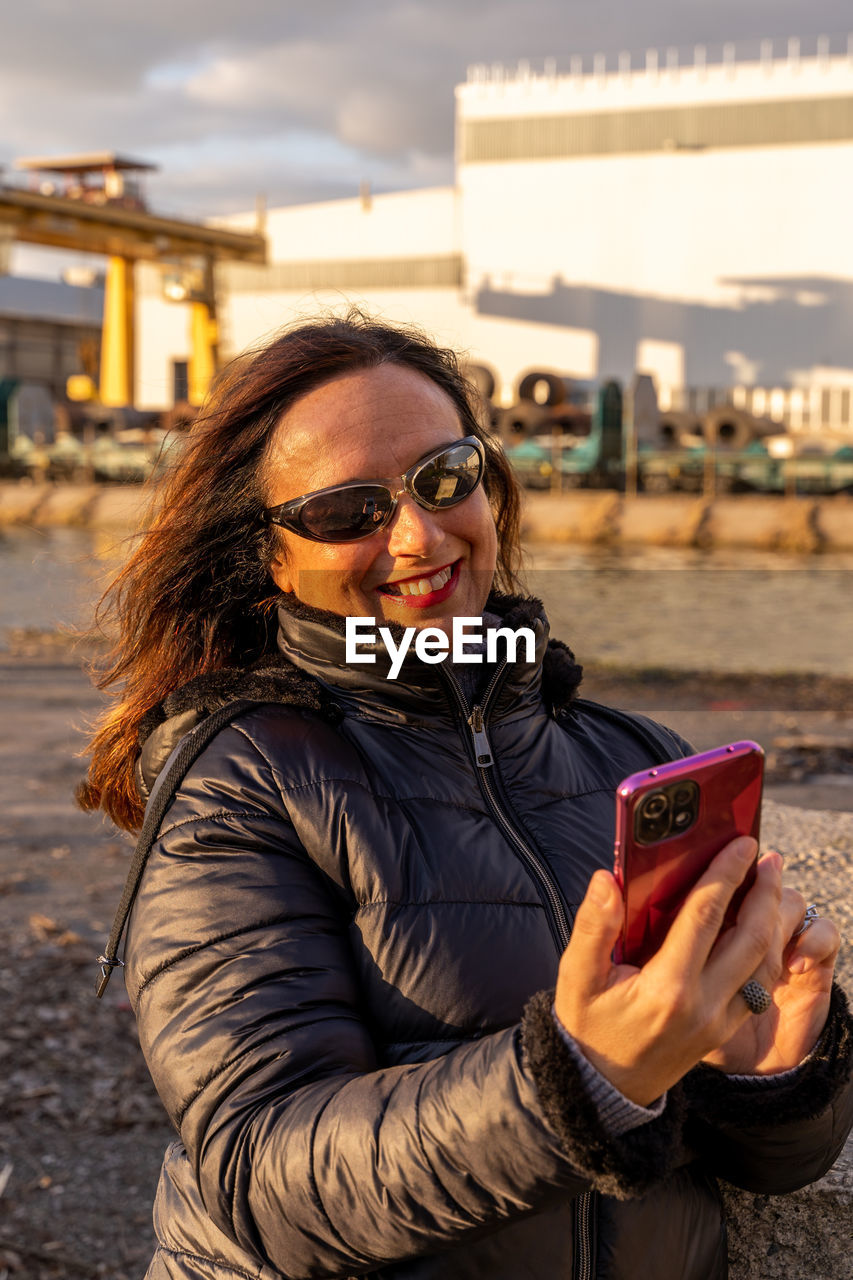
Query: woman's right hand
[{"left": 554, "top": 838, "right": 781, "bottom": 1106}]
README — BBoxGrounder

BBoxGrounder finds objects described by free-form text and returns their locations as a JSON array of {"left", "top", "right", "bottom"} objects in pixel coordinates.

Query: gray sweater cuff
[{"left": 551, "top": 1006, "right": 667, "bottom": 1136}]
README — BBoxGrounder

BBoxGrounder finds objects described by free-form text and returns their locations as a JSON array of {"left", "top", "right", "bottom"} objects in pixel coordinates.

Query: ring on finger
[
  {"left": 792, "top": 903, "right": 820, "bottom": 939},
  {"left": 740, "top": 979, "right": 773, "bottom": 1015}
]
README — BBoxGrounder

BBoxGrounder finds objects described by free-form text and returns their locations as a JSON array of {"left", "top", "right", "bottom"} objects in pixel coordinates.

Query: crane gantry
[{"left": 1, "top": 153, "right": 266, "bottom": 407}]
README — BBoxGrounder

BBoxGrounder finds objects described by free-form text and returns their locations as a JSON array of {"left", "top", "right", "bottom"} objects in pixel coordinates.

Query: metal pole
[
  {"left": 188, "top": 258, "right": 219, "bottom": 406},
  {"left": 704, "top": 432, "right": 716, "bottom": 500},
  {"left": 551, "top": 423, "right": 562, "bottom": 493},
  {"left": 99, "top": 255, "right": 135, "bottom": 407},
  {"left": 623, "top": 385, "right": 638, "bottom": 497}
]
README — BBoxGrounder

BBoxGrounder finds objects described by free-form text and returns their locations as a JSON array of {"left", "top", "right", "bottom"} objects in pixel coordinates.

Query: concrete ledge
[
  {"left": 817, "top": 496, "right": 853, "bottom": 551},
  {"left": 85, "top": 486, "right": 150, "bottom": 529},
  {"left": 704, "top": 496, "right": 822, "bottom": 552},
  {"left": 617, "top": 494, "right": 708, "bottom": 547},
  {"left": 30, "top": 484, "right": 102, "bottom": 527},
  {"left": 517, "top": 491, "right": 622, "bottom": 543},
  {"left": 723, "top": 1136, "right": 852, "bottom": 1279},
  {"left": 0, "top": 482, "right": 55, "bottom": 524},
  {"left": 520, "top": 491, "right": 853, "bottom": 551},
  {"left": 0, "top": 482, "right": 150, "bottom": 529}
]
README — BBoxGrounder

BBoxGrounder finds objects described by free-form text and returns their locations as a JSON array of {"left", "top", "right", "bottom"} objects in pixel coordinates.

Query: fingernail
[
  {"left": 789, "top": 955, "right": 807, "bottom": 974},
  {"left": 735, "top": 838, "right": 757, "bottom": 863},
  {"left": 589, "top": 873, "right": 613, "bottom": 906}
]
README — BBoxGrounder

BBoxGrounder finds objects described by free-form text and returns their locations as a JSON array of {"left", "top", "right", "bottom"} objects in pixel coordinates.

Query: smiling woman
[
  {"left": 79, "top": 311, "right": 852, "bottom": 1280},
  {"left": 263, "top": 366, "right": 498, "bottom": 631}
]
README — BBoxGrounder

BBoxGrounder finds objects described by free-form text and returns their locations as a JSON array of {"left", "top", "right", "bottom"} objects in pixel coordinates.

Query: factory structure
[
  {"left": 132, "top": 36, "right": 853, "bottom": 432},
  {"left": 2, "top": 37, "right": 852, "bottom": 441}
]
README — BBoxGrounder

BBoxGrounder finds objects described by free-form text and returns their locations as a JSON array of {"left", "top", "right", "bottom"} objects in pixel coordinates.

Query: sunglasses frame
[{"left": 262, "top": 435, "right": 486, "bottom": 543}]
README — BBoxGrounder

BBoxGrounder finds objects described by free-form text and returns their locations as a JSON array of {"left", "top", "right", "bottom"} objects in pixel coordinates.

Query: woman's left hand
[{"left": 701, "top": 881, "right": 840, "bottom": 1075}]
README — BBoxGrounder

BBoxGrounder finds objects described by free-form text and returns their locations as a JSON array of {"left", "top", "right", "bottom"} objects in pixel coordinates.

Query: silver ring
[
  {"left": 740, "top": 979, "right": 772, "bottom": 1015},
  {"left": 792, "top": 903, "right": 820, "bottom": 939}
]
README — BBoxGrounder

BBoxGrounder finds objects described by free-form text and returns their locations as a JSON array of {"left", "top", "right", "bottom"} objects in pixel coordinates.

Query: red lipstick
[{"left": 377, "top": 560, "right": 460, "bottom": 609}]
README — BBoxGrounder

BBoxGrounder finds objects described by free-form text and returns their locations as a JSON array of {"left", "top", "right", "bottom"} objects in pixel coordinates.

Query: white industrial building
[{"left": 137, "top": 37, "right": 853, "bottom": 429}]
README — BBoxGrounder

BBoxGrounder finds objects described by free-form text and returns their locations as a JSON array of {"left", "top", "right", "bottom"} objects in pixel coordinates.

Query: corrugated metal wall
[
  {"left": 460, "top": 95, "right": 853, "bottom": 162},
  {"left": 0, "top": 317, "right": 99, "bottom": 399},
  {"left": 220, "top": 253, "right": 464, "bottom": 292}
]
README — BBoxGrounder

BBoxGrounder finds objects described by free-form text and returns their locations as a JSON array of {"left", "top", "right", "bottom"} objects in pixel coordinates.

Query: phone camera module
[{"left": 635, "top": 779, "right": 699, "bottom": 844}]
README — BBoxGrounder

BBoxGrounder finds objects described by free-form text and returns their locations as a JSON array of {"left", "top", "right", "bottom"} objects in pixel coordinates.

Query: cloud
[
  {"left": 184, "top": 42, "right": 340, "bottom": 117},
  {"left": 0, "top": 0, "right": 849, "bottom": 229},
  {"left": 183, "top": 37, "right": 452, "bottom": 156}
]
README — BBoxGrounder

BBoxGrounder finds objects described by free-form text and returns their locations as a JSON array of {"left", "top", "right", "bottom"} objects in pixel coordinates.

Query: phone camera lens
[
  {"left": 674, "top": 787, "right": 693, "bottom": 806},
  {"left": 641, "top": 793, "right": 668, "bottom": 820},
  {"left": 673, "top": 809, "right": 692, "bottom": 828}
]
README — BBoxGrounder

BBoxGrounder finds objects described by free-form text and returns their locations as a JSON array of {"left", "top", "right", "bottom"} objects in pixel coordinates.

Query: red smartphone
[{"left": 613, "top": 740, "right": 764, "bottom": 967}]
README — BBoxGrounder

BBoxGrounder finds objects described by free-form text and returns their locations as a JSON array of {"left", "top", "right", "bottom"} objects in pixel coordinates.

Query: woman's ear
[{"left": 268, "top": 543, "right": 295, "bottom": 595}]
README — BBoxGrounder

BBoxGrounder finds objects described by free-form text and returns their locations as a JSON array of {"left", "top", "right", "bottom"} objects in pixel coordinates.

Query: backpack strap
[{"left": 95, "top": 698, "right": 257, "bottom": 997}]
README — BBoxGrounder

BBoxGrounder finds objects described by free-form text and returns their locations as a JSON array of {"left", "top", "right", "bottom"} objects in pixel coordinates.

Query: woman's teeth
[{"left": 393, "top": 565, "right": 453, "bottom": 596}]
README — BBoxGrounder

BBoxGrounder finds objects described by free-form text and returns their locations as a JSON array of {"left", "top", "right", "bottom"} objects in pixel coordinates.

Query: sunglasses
[{"left": 263, "top": 436, "right": 486, "bottom": 543}]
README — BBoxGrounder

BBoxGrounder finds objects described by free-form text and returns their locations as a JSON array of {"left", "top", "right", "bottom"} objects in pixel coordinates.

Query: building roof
[
  {"left": 0, "top": 275, "right": 103, "bottom": 325},
  {"left": 15, "top": 152, "right": 157, "bottom": 174}
]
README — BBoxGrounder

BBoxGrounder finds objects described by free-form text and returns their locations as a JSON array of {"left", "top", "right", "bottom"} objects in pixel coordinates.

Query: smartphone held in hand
[{"left": 613, "top": 741, "right": 764, "bottom": 967}]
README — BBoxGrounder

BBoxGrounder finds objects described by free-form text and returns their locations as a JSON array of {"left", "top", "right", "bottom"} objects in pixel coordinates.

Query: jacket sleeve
[
  {"left": 124, "top": 718, "right": 685, "bottom": 1278},
  {"left": 680, "top": 983, "right": 853, "bottom": 1193}
]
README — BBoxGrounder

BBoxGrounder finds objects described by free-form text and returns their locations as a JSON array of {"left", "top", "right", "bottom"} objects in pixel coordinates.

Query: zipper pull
[{"left": 467, "top": 705, "right": 493, "bottom": 768}]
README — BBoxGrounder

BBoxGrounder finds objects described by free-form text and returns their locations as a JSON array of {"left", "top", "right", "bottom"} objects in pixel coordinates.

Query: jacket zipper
[
  {"left": 439, "top": 664, "right": 597, "bottom": 1280},
  {"left": 573, "top": 1190, "right": 595, "bottom": 1280},
  {"left": 442, "top": 662, "right": 570, "bottom": 954}
]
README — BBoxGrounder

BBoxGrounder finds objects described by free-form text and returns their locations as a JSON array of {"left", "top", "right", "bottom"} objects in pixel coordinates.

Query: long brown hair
[{"left": 79, "top": 311, "right": 523, "bottom": 830}]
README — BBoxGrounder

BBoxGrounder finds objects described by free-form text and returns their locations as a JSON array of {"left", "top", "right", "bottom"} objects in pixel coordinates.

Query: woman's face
[{"left": 265, "top": 363, "right": 498, "bottom": 634}]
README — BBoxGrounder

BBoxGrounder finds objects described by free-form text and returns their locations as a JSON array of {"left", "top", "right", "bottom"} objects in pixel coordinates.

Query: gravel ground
[
  {"left": 0, "top": 646, "right": 850, "bottom": 1279},
  {"left": 719, "top": 802, "right": 853, "bottom": 1279},
  {"left": 0, "top": 653, "right": 169, "bottom": 1279}
]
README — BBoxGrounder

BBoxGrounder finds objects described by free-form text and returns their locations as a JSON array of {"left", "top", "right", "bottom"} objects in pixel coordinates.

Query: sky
[{"left": 2, "top": 0, "right": 851, "bottom": 275}]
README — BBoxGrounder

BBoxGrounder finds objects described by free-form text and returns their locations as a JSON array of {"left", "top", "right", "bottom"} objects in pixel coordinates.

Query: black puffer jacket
[{"left": 124, "top": 596, "right": 853, "bottom": 1280}]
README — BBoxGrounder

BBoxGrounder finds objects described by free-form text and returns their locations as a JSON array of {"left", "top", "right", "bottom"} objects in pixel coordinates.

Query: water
[
  {"left": 0, "top": 526, "right": 130, "bottom": 639},
  {"left": 1, "top": 526, "right": 852, "bottom": 676},
  {"left": 524, "top": 545, "right": 853, "bottom": 676}
]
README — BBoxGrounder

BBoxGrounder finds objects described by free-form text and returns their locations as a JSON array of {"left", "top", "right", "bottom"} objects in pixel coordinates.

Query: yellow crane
[{"left": 2, "top": 152, "right": 266, "bottom": 407}]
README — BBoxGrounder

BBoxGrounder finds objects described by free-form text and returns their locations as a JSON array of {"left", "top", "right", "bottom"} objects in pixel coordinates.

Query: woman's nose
[{"left": 385, "top": 493, "right": 445, "bottom": 556}]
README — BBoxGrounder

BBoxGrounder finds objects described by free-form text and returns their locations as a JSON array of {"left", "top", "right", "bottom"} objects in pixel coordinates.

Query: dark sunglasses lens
[
  {"left": 299, "top": 485, "right": 392, "bottom": 541},
  {"left": 413, "top": 442, "right": 482, "bottom": 507}
]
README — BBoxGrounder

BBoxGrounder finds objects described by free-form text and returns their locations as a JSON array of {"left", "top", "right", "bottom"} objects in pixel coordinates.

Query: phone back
[{"left": 614, "top": 741, "right": 764, "bottom": 967}]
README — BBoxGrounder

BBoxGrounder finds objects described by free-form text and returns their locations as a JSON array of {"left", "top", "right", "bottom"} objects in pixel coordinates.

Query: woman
[{"left": 81, "top": 313, "right": 852, "bottom": 1280}]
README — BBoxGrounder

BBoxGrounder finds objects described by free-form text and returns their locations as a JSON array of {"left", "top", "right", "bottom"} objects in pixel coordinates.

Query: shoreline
[{"left": 2, "top": 482, "right": 853, "bottom": 551}]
